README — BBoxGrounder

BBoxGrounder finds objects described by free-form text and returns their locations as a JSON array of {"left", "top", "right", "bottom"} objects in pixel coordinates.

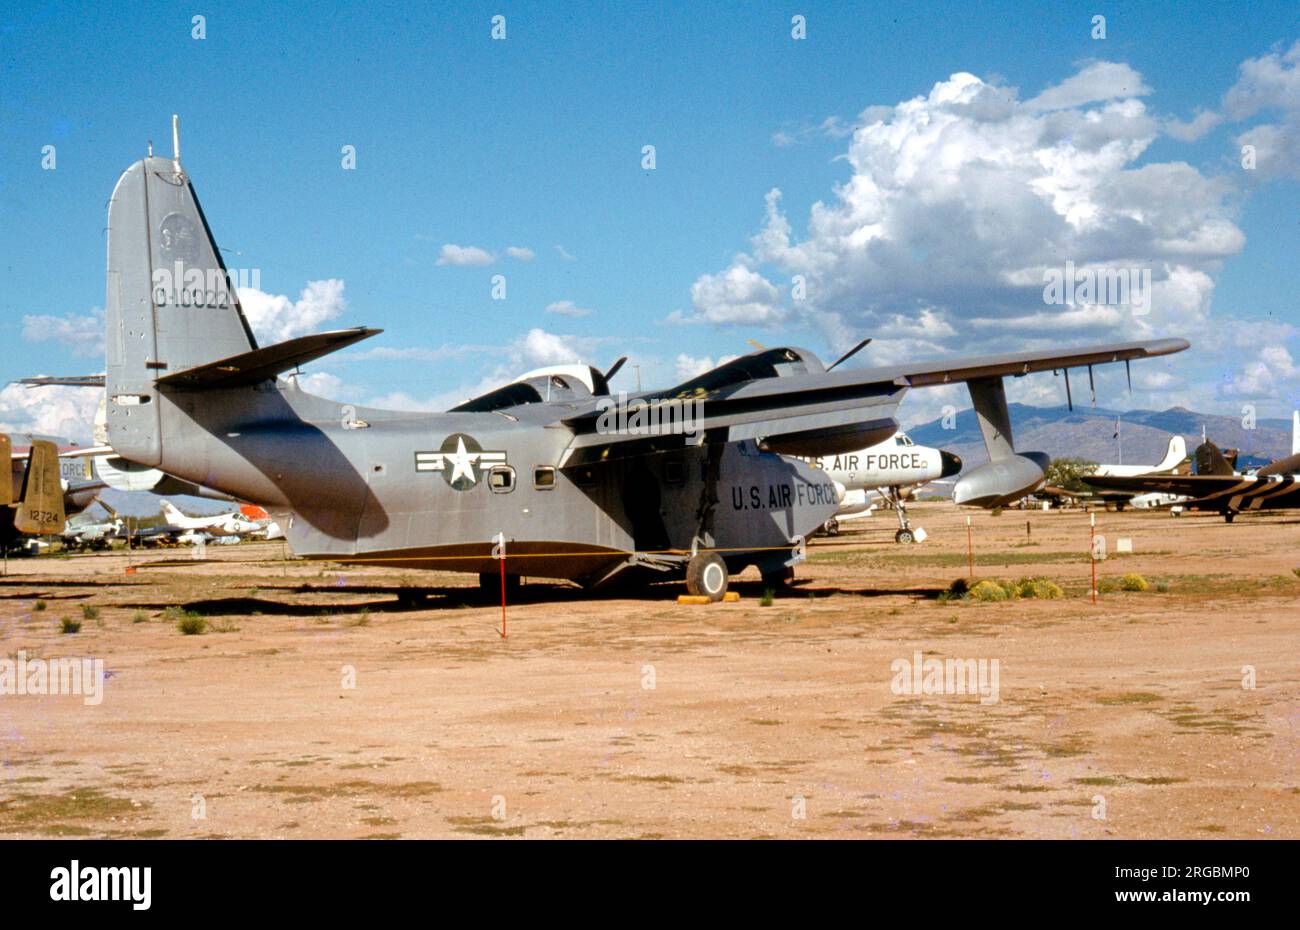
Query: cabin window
[
  {"left": 488, "top": 465, "right": 516, "bottom": 493},
  {"left": 534, "top": 466, "right": 556, "bottom": 489}
]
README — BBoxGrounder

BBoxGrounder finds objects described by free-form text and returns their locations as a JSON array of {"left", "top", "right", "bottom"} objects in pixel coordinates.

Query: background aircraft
[
  {"left": 61, "top": 502, "right": 124, "bottom": 551},
  {"left": 1038, "top": 435, "right": 1188, "bottom": 508},
  {"left": 0, "top": 436, "right": 67, "bottom": 547},
  {"left": 1088, "top": 438, "right": 1300, "bottom": 522},
  {"left": 807, "top": 432, "right": 961, "bottom": 542},
  {"left": 158, "top": 500, "right": 262, "bottom": 537}
]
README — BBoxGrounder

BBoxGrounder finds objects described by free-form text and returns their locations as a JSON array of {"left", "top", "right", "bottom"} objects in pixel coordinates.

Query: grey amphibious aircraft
[{"left": 98, "top": 122, "right": 1188, "bottom": 600}]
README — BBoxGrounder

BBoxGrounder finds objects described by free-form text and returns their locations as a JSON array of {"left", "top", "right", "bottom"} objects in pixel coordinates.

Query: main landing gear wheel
[
  {"left": 685, "top": 552, "right": 729, "bottom": 602},
  {"left": 895, "top": 528, "right": 915, "bottom": 544},
  {"left": 1224, "top": 511, "right": 1236, "bottom": 523},
  {"left": 823, "top": 519, "right": 840, "bottom": 536}
]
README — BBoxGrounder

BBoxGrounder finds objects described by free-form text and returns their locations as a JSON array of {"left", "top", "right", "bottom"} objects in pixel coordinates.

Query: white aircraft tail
[
  {"left": 160, "top": 500, "right": 187, "bottom": 524},
  {"left": 1153, "top": 435, "right": 1187, "bottom": 473}
]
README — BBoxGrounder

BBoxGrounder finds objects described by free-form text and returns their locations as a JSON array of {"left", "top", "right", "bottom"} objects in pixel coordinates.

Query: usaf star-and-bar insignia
[{"left": 415, "top": 433, "right": 507, "bottom": 491}]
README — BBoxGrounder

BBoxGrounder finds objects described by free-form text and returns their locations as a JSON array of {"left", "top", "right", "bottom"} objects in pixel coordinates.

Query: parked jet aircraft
[
  {"left": 807, "top": 432, "right": 961, "bottom": 541},
  {"left": 61, "top": 502, "right": 125, "bottom": 550},
  {"left": 94, "top": 121, "right": 1187, "bottom": 599},
  {"left": 158, "top": 500, "right": 261, "bottom": 537}
]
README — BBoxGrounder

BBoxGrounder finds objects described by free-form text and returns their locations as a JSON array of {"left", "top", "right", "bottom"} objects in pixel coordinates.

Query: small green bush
[
  {"left": 1118, "top": 573, "right": 1149, "bottom": 592},
  {"left": 969, "top": 579, "right": 1010, "bottom": 602},
  {"left": 760, "top": 588, "right": 775, "bottom": 607},
  {"left": 34, "top": 600, "right": 46, "bottom": 612},
  {"left": 165, "top": 606, "right": 208, "bottom": 635},
  {"left": 81, "top": 604, "right": 101, "bottom": 621},
  {"left": 59, "top": 617, "right": 81, "bottom": 634},
  {"left": 177, "top": 615, "right": 208, "bottom": 635},
  {"left": 1016, "top": 578, "right": 1064, "bottom": 599}
]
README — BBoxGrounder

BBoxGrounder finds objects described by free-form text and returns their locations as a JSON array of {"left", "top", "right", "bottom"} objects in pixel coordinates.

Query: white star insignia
[{"left": 445, "top": 436, "right": 480, "bottom": 485}]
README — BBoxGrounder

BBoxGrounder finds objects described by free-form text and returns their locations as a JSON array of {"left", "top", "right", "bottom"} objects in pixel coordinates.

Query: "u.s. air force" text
[{"left": 731, "top": 481, "right": 837, "bottom": 510}]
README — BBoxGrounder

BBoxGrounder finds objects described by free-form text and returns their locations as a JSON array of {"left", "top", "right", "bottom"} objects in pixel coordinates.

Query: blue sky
[{"left": 2, "top": 0, "right": 1297, "bottom": 443}]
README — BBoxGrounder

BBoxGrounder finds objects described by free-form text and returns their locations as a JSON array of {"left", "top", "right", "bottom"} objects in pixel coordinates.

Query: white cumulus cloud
[
  {"left": 238, "top": 279, "right": 348, "bottom": 344},
  {"left": 0, "top": 382, "right": 100, "bottom": 443},
  {"left": 21, "top": 308, "right": 105, "bottom": 358},
  {"left": 544, "top": 300, "right": 593, "bottom": 318},
  {"left": 436, "top": 244, "right": 496, "bottom": 267}
]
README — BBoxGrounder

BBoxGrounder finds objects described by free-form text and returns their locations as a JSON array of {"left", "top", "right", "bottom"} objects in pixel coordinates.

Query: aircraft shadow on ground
[{"left": 117, "top": 579, "right": 951, "bottom": 617}]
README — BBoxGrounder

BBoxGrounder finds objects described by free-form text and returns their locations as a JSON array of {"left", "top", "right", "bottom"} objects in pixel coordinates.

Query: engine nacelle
[{"left": 952, "top": 452, "right": 1050, "bottom": 507}]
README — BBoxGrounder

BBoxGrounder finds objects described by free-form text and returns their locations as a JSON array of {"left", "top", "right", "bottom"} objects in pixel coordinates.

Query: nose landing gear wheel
[
  {"left": 685, "top": 552, "right": 729, "bottom": 602},
  {"left": 895, "top": 528, "right": 915, "bottom": 544}
]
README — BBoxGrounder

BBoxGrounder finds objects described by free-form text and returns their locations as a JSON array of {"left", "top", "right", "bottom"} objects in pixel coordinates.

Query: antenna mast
[{"left": 171, "top": 114, "right": 182, "bottom": 173}]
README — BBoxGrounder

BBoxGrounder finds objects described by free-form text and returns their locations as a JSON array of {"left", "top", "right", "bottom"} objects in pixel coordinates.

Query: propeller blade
[
  {"left": 1064, "top": 367, "right": 1073, "bottom": 411},
  {"left": 746, "top": 339, "right": 767, "bottom": 352},
  {"left": 602, "top": 356, "right": 627, "bottom": 382},
  {"left": 1088, "top": 364, "right": 1096, "bottom": 406},
  {"left": 827, "top": 338, "right": 873, "bottom": 372}
]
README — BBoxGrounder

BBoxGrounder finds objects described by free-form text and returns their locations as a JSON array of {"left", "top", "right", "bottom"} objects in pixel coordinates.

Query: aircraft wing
[
  {"left": 556, "top": 339, "right": 1188, "bottom": 468},
  {"left": 1085, "top": 473, "right": 1299, "bottom": 511},
  {"left": 867, "top": 338, "right": 1187, "bottom": 387},
  {"left": 8, "top": 444, "right": 115, "bottom": 460}
]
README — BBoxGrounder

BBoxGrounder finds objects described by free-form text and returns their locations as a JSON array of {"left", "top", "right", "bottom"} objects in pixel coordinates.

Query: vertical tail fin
[
  {"left": 1193, "top": 441, "right": 1235, "bottom": 476},
  {"left": 160, "top": 500, "right": 187, "bottom": 524},
  {"left": 104, "top": 136, "right": 257, "bottom": 464},
  {"left": 14, "top": 441, "right": 66, "bottom": 536},
  {"left": 1153, "top": 435, "right": 1187, "bottom": 473}
]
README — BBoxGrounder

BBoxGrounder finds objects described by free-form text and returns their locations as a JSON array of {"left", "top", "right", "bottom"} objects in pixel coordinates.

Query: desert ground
[{"left": 1, "top": 502, "right": 1297, "bottom": 839}]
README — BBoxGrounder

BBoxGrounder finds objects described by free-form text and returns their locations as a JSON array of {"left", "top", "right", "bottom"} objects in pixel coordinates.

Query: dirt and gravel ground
[{"left": 1, "top": 502, "right": 1296, "bottom": 839}]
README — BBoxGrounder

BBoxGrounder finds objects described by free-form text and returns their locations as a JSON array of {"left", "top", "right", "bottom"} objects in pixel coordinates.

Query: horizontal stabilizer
[{"left": 155, "top": 328, "right": 382, "bottom": 389}]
